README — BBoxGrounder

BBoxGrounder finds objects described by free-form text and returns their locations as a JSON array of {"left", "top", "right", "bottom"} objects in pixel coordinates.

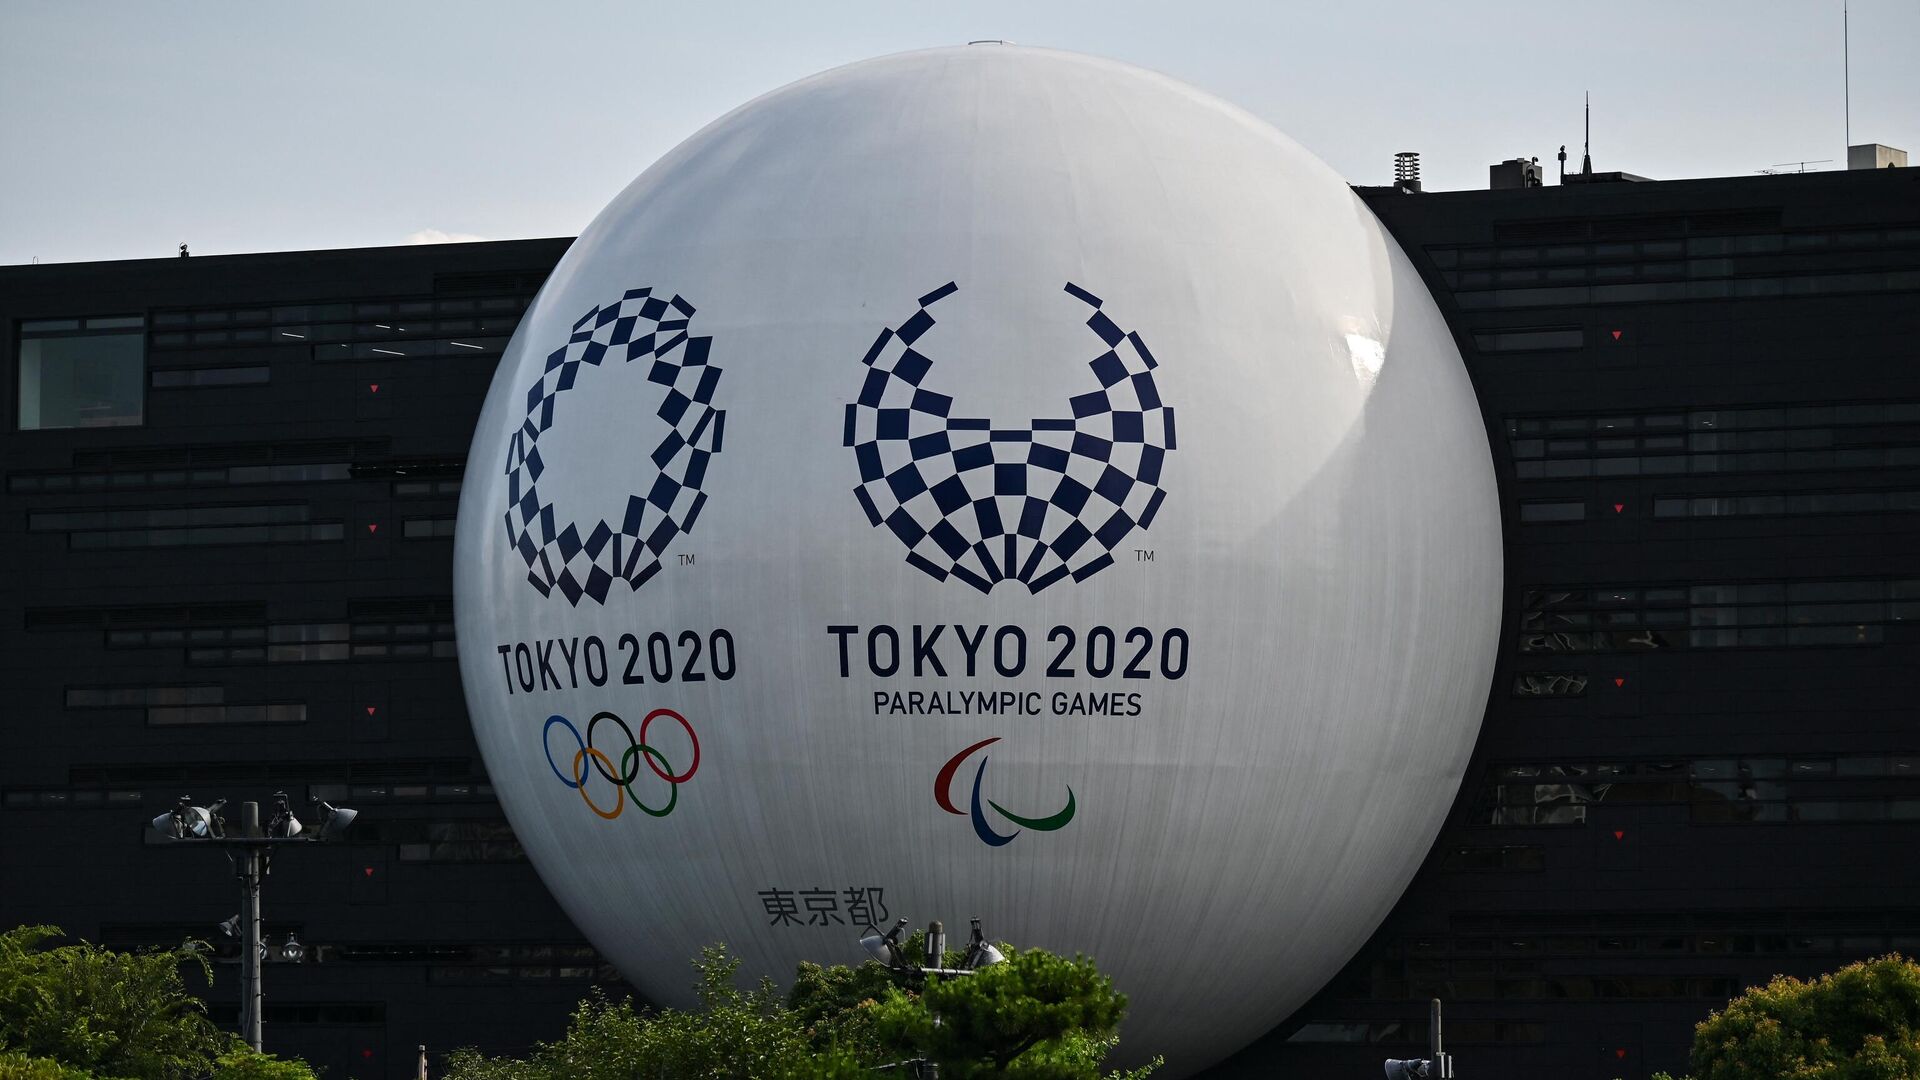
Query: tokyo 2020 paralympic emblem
[
  {"left": 542, "top": 708, "right": 700, "bottom": 821},
  {"left": 844, "top": 282, "right": 1176, "bottom": 593},
  {"left": 502, "top": 288, "right": 726, "bottom": 606},
  {"left": 935, "top": 737, "right": 1076, "bottom": 847}
]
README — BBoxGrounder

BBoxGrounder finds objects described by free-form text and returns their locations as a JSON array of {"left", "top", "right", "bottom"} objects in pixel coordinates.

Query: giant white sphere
[{"left": 455, "top": 45, "right": 1500, "bottom": 1074}]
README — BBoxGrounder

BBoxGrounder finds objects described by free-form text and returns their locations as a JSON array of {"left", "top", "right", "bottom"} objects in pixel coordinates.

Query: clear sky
[{"left": 2, "top": 0, "right": 1914, "bottom": 266}]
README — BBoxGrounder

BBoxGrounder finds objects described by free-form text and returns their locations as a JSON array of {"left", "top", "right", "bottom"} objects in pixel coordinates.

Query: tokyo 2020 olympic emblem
[
  {"left": 935, "top": 737, "right": 1076, "bottom": 847},
  {"left": 844, "top": 282, "right": 1176, "bottom": 594},
  {"left": 542, "top": 709, "right": 700, "bottom": 820},
  {"left": 503, "top": 289, "right": 726, "bottom": 606}
]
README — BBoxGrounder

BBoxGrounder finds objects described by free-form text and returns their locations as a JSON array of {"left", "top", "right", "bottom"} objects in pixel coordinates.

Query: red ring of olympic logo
[{"left": 542, "top": 708, "right": 699, "bottom": 820}]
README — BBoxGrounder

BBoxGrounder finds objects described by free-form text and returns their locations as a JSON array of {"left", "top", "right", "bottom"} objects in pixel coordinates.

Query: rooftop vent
[{"left": 1393, "top": 152, "right": 1422, "bottom": 193}]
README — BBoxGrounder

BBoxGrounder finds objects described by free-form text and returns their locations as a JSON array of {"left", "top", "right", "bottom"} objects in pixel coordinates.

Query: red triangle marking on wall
[
  {"left": 369, "top": 383, "right": 380, "bottom": 393},
  {"left": 1616, "top": 1048, "right": 1628, "bottom": 1059},
  {"left": 367, "top": 523, "right": 379, "bottom": 534},
  {"left": 1613, "top": 503, "right": 1625, "bottom": 513},
  {"left": 1610, "top": 330, "right": 1623, "bottom": 340},
  {"left": 1613, "top": 830, "right": 1625, "bottom": 840},
  {"left": 1613, "top": 677, "right": 1625, "bottom": 687},
  {"left": 365, "top": 706, "right": 376, "bottom": 716},
  {"left": 363, "top": 867, "right": 375, "bottom": 878}
]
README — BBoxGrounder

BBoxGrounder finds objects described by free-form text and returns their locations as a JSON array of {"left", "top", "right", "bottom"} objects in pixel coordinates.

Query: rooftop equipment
[
  {"left": 1848, "top": 143, "right": 1908, "bottom": 169},
  {"left": 1393, "top": 152, "right": 1422, "bottom": 193},
  {"left": 1490, "top": 157, "right": 1544, "bottom": 189}
]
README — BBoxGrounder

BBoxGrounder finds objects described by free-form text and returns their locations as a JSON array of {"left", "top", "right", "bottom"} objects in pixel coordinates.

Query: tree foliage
[
  {"left": 1655, "top": 954, "right": 1920, "bottom": 1080},
  {"left": 867, "top": 945, "right": 1155, "bottom": 1080},
  {"left": 0, "top": 926, "right": 316, "bottom": 1080},
  {"left": 444, "top": 937, "right": 1157, "bottom": 1080},
  {"left": 440, "top": 946, "right": 866, "bottom": 1080},
  {"left": 0, "top": 1049, "right": 112, "bottom": 1080}
]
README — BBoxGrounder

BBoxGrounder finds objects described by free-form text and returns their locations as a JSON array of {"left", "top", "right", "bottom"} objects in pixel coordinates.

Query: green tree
[
  {"left": 0, "top": 925, "right": 317, "bottom": 1080},
  {"left": 207, "top": 1049, "right": 318, "bottom": 1080},
  {"left": 1654, "top": 953, "right": 1920, "bottom": 1080},
  {"left": 445, "top": 938, "right": 1156, "bottom": 1080},
  {"left": 864, "top": 945, "right": 1158, "bottom": 1080},
  {"left": 0, "top": 926, "right": 224, "bottom": 1080},
  {"left": 0, "top": 1049, "right": 115, "bottom": 1080},
  {"left": 440, "top": 945, "right": 866, "bottom": 1080},
  {"left": 788, "top": 930, "right": 1154, "bottom": 1079}
]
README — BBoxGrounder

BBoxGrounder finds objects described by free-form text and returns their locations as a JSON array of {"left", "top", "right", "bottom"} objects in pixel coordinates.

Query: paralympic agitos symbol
[
  {"left": 936, "top": 737, "right": 1076, "bottom": 847},
  {"left": 542, "top": 708, "right": 700, "bottom": 820}
]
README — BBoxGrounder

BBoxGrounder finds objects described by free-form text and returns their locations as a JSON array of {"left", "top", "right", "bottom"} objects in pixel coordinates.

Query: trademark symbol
[
  {"left": 678, "top": 553, "right": 697, "bottom": 566},
  {"left": 1133, "top": 549, "right": 1155, "bottom": 562}
]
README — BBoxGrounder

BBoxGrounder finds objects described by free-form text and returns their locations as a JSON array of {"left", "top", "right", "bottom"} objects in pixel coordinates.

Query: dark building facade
[{"left": 3, "top": 164, "right": 1915, "bottom": 1079}]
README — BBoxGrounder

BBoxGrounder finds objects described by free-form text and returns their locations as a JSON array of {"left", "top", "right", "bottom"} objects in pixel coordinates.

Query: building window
[
  {"left": 16, "top": 316, "right": 146, "bottom": 430},
  {"left": 1519, "top": 500, "right": 1586, "bottom": 523},
  {"left": 401, "top": 516, "right": 456, "bottom": 538}
]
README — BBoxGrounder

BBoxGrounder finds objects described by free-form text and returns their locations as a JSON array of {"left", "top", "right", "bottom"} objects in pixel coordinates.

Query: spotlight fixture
[
  {"left": 310, "top": 798, "right": 359, "bottom": 840},
  {"left": 266, "top": 792, "right": 303, "bottom": 838},
  {"left": 857, "top": 915, "right": 1005, "bottom": 977},
  {"left": 963, "top": 916, "right": 1005, "bottom": 969},
  {"left": 151, "top": 796, "right": 226, "bottom": 840},
  {"left": 860, "top": 917, "right": 910, "bottom": 968}
]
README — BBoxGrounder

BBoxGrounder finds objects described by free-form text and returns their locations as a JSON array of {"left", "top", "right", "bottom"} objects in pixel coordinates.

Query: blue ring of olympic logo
[{"left": 502, "top": 288, "right": 727, "bottom": 606}]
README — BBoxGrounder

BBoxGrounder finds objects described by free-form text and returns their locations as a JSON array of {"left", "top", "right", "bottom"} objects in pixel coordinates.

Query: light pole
[
  {"left": 1384, "top": 997, "right": 1455, "bottom": 1078},
  {"left": 149, "top": 792, "right": 359, "bottom": 1051},
  {"left": 856, "top": 915, "right": 1005, "bottom": 1079}
]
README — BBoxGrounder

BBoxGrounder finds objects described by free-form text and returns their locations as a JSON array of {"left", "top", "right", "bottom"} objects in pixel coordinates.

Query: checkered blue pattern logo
[
  {"left": 844, "top": 282, "right": 1176, "bottom": 593},
  {"left": 503, "top": 288, "right": 725, "bottom": 606}
]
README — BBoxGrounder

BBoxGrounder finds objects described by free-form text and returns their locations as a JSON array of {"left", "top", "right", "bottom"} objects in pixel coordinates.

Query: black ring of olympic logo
[{"left": 586, "top": 711, "right": 640, "bottom": 784}]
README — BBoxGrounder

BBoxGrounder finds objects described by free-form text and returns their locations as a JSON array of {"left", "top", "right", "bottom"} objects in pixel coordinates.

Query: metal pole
[
  {"left": 239, "top": 801, "right": 264, "bottom": 1052},
  {"left": 417, "top": 1044, "right": 429, "bottom": 1080}
]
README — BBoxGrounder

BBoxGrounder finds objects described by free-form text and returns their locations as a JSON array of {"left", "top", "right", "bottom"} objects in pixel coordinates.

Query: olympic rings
[{"left": 540, "top": 708, "right": 699, "bottom": 821}]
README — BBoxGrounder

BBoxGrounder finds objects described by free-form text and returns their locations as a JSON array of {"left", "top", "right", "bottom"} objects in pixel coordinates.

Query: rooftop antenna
[
  {"left": 1843, "top": 0, "right": 1851, "bottom": 148},
  {"left": 1760, "top": 159, "right": 1834, "bottom": 175},
  {"left": 1582, "top": 92, "right": 1593, "bottom": 177}
]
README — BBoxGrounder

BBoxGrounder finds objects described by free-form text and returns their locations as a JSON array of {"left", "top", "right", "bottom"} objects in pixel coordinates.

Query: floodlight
[
  {"left": 152, "top": 796, "right": 218, "bottom": 840},
  {"left": 860, "top": 917, "right": 910, "bottom": 967},
  {"left": 219, "top": 914, "right": 242, "bottom": 938},
  {"left": 278, "top": 936, "right": 306, "bottom": 963},
  {"left": 266, "top": 791, "right": 303, "bottom": 838},
  {"left": 1384, "top": 1060, "right": 1431, "bottom": 1079},
  {"left": 963, "top": 917, "right": 1005, "bottom": 969},
  {"left": 309, "top": 799, "right": 359, "bottom": 840}
]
